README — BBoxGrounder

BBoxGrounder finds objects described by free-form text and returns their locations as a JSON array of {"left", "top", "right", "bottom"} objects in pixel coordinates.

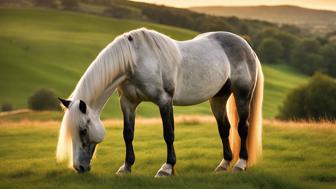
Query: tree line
[
  {"left": 94, "top": 0, "right": 336, "bottom": 78},
  {"left": 13, "top": 0, "right": 336, "bottom": 78}
]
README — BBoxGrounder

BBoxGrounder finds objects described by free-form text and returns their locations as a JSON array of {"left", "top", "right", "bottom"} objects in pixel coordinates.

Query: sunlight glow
[{"left": 131, "top": 0, "right": 336, "bottom": 11}]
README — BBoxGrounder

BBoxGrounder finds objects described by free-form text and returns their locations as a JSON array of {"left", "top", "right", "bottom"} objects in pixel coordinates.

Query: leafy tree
[
  {"left": 61, "top": 0, "right": 79, "bottom": 10},
  {"left": 278, "top": 73, "right": 336, "bottom": 121},
  {"left": 253, "top": 28, "right": 278, "bottom": 47},
  {"left": 319, "top": 43, "right": 336, "bottom": 77},
  {"left": 32, "top": 0, "right": 58, "bottom": 8},
  {"left": 279, "top": 24, "right": 301, "bottom": 35},
  {"left": 1, "top": 103, "right": 13, "bottom": 112},
  {"left": 291, "top": 38, "right": 324, "bottom": 75},
  {"left": 103, "top": 4, "right": 139, "bottom": 19},
  {"left": 254, "top": 28, "right": 298, "bottom": 63},
  {"left": 28, "top": 89, "right": 59, "bottom": 111},
  {"left": 257, "top": 38, "right": 283, "bottom": 63},
  {"left": 276, "top": 32, "right": 298, "bottom": 62}
]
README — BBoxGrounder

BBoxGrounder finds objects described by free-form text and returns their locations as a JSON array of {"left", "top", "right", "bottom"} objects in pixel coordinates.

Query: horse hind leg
[
  {"left": 231, "top": 83, "right": 254, "bottom": 172},
  {"left": 210, "top": 80, "right": 233, "bottom": 172}
]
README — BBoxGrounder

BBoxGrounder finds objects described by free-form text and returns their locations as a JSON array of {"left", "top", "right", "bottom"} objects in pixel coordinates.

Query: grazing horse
[{"left": 56, "top": 28, "right": 263, "bottom": 177}]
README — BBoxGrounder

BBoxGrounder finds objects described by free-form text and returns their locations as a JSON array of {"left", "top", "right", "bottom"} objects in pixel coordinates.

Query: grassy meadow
[
  {"left": 0, "top": 6, "right": 335, "bottom": 189},
  {"left": 0, "top": 119, "right": 335, "bottom": 189},
  {"left": 0, "top": 8, "right": 307, "bottom": 119}
]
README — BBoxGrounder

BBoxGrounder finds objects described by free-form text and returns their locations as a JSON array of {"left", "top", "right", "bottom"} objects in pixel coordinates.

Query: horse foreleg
[
  {"left": 155, "top": 101, "right": 176, "bottom": 177},
  {"left": 116, "top": 97, "right": 138, "bottom": 175}
]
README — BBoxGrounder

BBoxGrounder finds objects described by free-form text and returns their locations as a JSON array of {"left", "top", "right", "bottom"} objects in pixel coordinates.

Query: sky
[{"left": 131, "top": 0, "right": 336, "bottom": 11}]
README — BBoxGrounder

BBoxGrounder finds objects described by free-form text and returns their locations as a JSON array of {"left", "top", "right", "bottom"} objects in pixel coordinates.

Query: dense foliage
[
  {"left": 32, "top": 0, "right": 58, "bottom": 8},
  {"left": 61, "top": 0, "right": 79, "bottom": 10},
  {"left": 28, "top": 89, "right": 60, "bottom": 111},
  {"left": 257, "top": 38, "right": 284, "bottom": 63},
  {"left": 278, "top": 73, "right": 336, "bottom": 121},
  {"left": 1, "top": 103, "right": 13, "bottom": 112},
  {"left": 103, "top": 4, "right": 140, "bottom": 19}
]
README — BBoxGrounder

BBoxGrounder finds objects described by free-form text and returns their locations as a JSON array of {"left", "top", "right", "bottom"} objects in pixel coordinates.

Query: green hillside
[{"left": 0, "top": 8, "right": 307, "bottom": 119}]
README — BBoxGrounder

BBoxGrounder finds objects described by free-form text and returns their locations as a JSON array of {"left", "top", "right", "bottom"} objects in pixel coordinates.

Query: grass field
[
  {"left": 0, "top": 119, "right": 335, "bottom": 189},
  {"left": 0, "top": 8, "right": 308, "bottom": 119},
  {"left": 0, "top": 6, "right": 334, "bottom": 189}
]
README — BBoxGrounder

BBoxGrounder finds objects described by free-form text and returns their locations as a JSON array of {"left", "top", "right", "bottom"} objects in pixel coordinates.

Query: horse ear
[
  {"left": 79, "top": 100, "right": 87, "bottom": 114},
  {"left": 128, "top": 35, "right": 133, "bottom": 41},
  {"left": 58, "top": 97, "right": 71, "bottom": 108}
]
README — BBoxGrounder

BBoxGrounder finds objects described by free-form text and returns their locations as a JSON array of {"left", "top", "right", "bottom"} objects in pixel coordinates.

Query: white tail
[{"left": 227, "top": 58, "right": 264, "bottom": 166}]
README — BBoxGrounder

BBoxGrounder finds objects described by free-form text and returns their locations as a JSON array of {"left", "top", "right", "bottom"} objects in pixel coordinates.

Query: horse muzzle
[{"left": 74, "top": 164, "right": 91, "bottom": 173}]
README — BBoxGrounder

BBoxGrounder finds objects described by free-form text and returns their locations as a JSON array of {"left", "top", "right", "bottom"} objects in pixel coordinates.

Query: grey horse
[{"left": 56, "top": 28, "right": 264, "bottom": 177}]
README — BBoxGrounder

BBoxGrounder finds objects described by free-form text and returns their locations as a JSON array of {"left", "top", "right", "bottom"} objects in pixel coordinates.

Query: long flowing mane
[
  {"left": 56, "top": 28, "right": 181, "bottom": 165},
  {"left": 70, "top": 28, "right": 180, "bottom": 106}
]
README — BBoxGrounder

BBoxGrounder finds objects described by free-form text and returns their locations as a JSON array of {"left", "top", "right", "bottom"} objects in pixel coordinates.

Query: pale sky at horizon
[{"left": 131, "top": 0, "right": 336, "bottom": 11}]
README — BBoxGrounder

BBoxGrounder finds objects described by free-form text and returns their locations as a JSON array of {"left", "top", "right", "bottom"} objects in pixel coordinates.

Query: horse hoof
[
  {"left": 232, "top": 159, "right": 247, "bottom": 173},
  {"left": 232, "top": 166, "right": 245, "bottom": 172},
  {"left": 214, "top": 166, "right": 227, "bottom": 173},
  {"left": 154, "top": 163, "right": 173, "bottom": 178},
  {"left": 214, "top": 159, "right": 230, "bottom": 173},
  {"left": 232, "top": 167, "right": 245, "bottom": 173},
  {"left": 115, "top": 163, "right": 131, "bottom": 176}
]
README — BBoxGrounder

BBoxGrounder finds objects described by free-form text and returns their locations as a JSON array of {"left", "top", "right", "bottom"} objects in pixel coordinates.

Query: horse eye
[{"left": 80, "top": 128, "right": 87, "bottom": 136}]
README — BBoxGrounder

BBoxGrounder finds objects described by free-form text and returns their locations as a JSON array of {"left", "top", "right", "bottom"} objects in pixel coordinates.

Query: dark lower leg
[
  {"left": 210, "top": 90, "right": 232, "bottom": 163},
  {"left": 123, "top": 113, "right": 135, "bottom": 167},
  {"left": 238, "top": 119, "right": 249, "bottom": 160},
  {"left": 120, "top": 97, "right": 137, "bottom": 170},
  {"left": 159, "top": 103, "right": 176, "bottom": 166},
  {"left": 216, "top": 115, "right": 233, "bottom": 161},
  {"left": 236, "top": 101, "right": 250, "bottom": 161}
]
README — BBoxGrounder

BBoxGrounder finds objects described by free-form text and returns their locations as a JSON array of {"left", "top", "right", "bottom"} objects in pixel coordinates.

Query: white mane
[{"left": 56, "top": 28, "right": 181, "bottom": 165}]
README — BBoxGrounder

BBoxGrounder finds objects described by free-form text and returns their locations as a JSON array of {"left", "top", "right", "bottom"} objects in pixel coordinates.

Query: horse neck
[{"left": 71, "top": 38, "right": 134, "bottom": 113}]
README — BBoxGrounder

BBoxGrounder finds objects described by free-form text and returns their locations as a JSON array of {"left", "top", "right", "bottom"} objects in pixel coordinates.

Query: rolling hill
[
  {"left": 190, "top": 5, "right": 336, "bottom": 30},
  {"left": 0, "top": 8, "right": 308, "bottom": 119}
]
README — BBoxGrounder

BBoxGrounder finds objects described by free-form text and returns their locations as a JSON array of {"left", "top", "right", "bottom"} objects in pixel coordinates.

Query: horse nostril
[{"left": 79, "top": 165, "right": 85, "bottom": 173}]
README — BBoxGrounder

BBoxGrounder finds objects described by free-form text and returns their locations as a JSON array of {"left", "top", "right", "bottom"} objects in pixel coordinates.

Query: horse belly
[{"left": 173, "top": 48, "right": 230, "bottom": 106}]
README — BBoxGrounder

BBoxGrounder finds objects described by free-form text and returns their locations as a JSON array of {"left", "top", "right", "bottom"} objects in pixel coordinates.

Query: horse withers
[{"left": 56, "top": 28, "right": 264, "bottom": 176}]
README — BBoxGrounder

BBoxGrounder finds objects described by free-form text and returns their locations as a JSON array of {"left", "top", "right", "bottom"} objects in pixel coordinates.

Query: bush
[
  {"left": 103, "top": 4, "right": 141, "bottom": 19},
  {"left": 32, "top": 0, "right": 58, "bottom": 8},
  {"left": 61, "top": 0, "right": 79, "bottom": 10},
  {"left": 28, "top": 89, "right": 59, "bottom": 111},
  {"left": 278, "top": 73, "right": 336, "bottom": 121},
  {"left": 1, "top": 103, "right": 13, "bottom": 112},
  {"left": 257, "top": 38, "right": 283, "bottom": 63}
]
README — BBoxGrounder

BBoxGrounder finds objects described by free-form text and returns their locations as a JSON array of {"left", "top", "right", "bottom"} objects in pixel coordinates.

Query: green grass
[
  {"left": 0, "top": 8, "right": 308, "bottom": 119},
  {"left": 0, "top": 120, "right": 335, "bottom": 189}
]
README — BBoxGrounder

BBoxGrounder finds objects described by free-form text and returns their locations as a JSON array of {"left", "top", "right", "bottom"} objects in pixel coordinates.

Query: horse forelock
[{"left": 56, "top": 108, "right": 81, "bottom": 167}]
